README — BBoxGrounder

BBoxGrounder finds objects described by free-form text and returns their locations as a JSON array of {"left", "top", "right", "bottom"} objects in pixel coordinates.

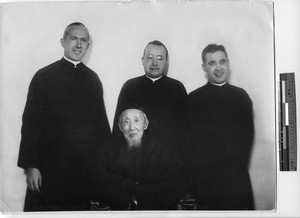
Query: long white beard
[{"left": 125, "top": 135, "right": 142, "bottom": 151}]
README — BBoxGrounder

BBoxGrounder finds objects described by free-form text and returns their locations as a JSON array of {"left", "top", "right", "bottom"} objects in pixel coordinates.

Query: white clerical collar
[
  {"left": 210, "top": 81, "right": 227, "bottom": 87},
  {"left": 146, "top": 75, "right": 163, "bottom": 83},
  {"left": 63, "top": 56, "right": 81, "bottom": 67}
]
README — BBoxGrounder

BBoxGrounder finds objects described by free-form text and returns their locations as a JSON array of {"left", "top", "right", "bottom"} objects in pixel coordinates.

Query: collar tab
[
  {"left": 63, "top": 56, "right": 81, "bottom": 68},
  {"left": 146, "top": 75, "right": 163, "bottom": 83}
]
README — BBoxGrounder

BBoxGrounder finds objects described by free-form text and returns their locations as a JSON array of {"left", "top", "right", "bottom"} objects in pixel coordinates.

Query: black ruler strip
[{"left": 279, "top": 73, "right": 297, "bottom": 171}]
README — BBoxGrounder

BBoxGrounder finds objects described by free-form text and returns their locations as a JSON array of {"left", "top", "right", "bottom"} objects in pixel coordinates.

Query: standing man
[
  {"left": 113, "top": 40, "right": 187, "bottom": 150},
  {"left": 185, "top": 44, "right": 254, "bottom": 210},
  {"left": 17, "top": 22, "right": 111, "bottom": 211}
]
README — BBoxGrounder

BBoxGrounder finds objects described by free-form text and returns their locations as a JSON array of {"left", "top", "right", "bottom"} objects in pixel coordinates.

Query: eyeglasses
[{"left": 145, "top": 54, "right": 165, "bottom": 61}]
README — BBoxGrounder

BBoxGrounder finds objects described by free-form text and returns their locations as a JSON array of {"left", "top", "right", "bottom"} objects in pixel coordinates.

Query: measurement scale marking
[{"left": 279, "top": 73, "right": 297, "bottom": 171}]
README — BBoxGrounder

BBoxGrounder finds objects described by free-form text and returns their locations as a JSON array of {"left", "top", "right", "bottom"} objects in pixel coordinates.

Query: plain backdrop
[{"left": 0, "top": 0, "right": 297, "bottom": 217}]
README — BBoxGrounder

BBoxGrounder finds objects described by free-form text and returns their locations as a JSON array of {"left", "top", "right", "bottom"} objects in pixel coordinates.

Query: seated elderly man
[{"left": 90, "top": 108, "right": 189, "bottom": 210}]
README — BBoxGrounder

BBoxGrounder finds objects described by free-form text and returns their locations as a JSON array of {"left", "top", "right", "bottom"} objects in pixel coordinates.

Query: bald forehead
[
  {"left": 121, "top": 109, "right": 144, "bottom": 119},
  {"left": 119, "top": 109, "right": 146, "bottom": 124},
  {"left": 63, "top": 25, "right": 90, "bottom": 40},
  {"left": 144, "top": 44, "right": 167, "bottom": 56}
]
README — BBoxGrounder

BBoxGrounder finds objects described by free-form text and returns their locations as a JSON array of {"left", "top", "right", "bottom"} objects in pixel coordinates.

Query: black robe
[
  {"left": 17, "top": 58, "right": 111, "bottom": 211},
  {"left": 185, "top": 82, "right": 254, "bottom": 210},
  {"left": 90, "top": 132, "right": 189, "bottom": 210},
  {"left": 112, "top": 75, "right": 187, "bottom": 151}
]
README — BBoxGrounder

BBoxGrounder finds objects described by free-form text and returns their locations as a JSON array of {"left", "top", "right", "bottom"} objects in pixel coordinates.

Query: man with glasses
[{"left": 112, "top": 40, "right": 187, "bottom": 152}]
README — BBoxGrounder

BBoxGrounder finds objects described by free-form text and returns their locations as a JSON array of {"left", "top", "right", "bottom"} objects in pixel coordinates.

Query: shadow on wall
[{"left": 250, "top": 139, "right": 276, "bottom": 210}]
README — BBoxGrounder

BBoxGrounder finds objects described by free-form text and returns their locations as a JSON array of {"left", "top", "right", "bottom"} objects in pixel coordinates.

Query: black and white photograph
[{"left": 0, "top": 0, "right": 299, "bottom": 217}]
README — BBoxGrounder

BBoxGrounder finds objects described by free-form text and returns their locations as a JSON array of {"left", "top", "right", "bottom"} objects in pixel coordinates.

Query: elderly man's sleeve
[
  {"left": 18, "top": 73, "right": 44, "bottom": 169},
  {"left": 139, "top": 145, "right": 190, "bottom": 209},
  {"left": 89, "top": 145, "right": 133, "bottom": 209},
  {"left": 158, "top": 150, "right": 190, "bottom": 208}
]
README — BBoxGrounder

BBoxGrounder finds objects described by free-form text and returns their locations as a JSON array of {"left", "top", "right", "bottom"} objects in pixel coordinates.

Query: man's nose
[
  {"left": 76, "top": 39, "right": 82, "bottom": 48},
  {"left": 128, "top": 122, "right": 134, "bottom": 130},
  {"left": 216, "top": 63, "right": 222, "bottom": 70},
  {"left": 152, "top": 58, "right": 158, "bottom": 66}
]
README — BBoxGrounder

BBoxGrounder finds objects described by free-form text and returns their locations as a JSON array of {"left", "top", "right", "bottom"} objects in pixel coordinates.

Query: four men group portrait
[{"left": 18, "top": 22, "right": 255, "bottom": 211}]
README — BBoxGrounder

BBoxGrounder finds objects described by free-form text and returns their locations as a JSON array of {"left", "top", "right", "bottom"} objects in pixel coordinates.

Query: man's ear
[
  {"left": 60, "top": 38, "right": 65, "bottom": 48},
  {"left": 118, "top": 124, "right": 124, "bottom": 133},
  {"left": 144, "top": 119, "right": 149, "bottom": 130},
  {"left": 142, "top": 56, "right": 146, "bottom": 68},
  {"left": 164, "top": 58, "right": 170, "bottom": 76},
  {"left": 202, "top": 63, "right": 206, "bottom": 72}
]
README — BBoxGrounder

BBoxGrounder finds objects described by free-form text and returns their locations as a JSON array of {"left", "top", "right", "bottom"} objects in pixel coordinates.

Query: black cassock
[
  {"left": 90, "top": 132, "right": 189, "bottom": 210},
  {"left": 185, "top": 82, "right": 255, "bottom": 210},
  {"left": 112, "top": 75, "right": 187, "bottom": 151},
  {"left": 18, "top": 58, "right": 111, "bottom": 211}
]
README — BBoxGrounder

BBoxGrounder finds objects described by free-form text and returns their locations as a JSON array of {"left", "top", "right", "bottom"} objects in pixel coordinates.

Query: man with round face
[
  {"left": 113, "top": 41, "right": 187, "bottom": 153},
  {"left": 142, "top": 43, "right": 168, "bottom": 79},
  {"left": 18, "top": 22, "right": 111, "bottom": 211},
  {"left": 185, "top": 44, "right": 255, "bottom": 210},
  {"left": 90, "top": 109, "right": 189, "bottom": 210}
]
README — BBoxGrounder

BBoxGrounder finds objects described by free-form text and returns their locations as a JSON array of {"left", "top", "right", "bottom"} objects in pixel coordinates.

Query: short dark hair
[
  {"left": 202, "top": 43, "right": 228, "bottom": 63},
  {"left": 63, "top": 22, "right": 89, "bottom": 40},
  {"left": 143, "top": 40, "right": 169, "bottom": 60}
]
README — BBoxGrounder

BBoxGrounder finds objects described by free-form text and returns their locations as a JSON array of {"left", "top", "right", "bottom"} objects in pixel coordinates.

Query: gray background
[{"left": 0, "top": 0, "right": 297, "bottom": 216}]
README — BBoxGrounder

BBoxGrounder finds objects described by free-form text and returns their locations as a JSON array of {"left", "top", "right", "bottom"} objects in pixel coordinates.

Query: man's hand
[{"left": 25, "top": 168, "right": 42, "bottom": 192}]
